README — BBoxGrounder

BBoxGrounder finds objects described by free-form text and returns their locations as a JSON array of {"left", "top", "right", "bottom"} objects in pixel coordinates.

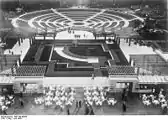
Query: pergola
[
  {"left": 113, "top": 27, "right": 141, "bottom": 46},
  {"left": 92, "top": 26, "right": 116, "bottom": 41},
  {"left": 92, "top": 26, "right": 142, "bottom": 46}
]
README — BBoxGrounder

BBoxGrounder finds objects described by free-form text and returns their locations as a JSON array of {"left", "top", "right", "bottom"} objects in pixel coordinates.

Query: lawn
[
  {"left": 23, "top": 44, "right": 39, "bottom": 62},
  {"left": 40, "top": 46, "right": 52, "bottom": 62},
  {"left": 51, "top": 49, "right": 92, "bottom": 67},
  {"left": 68, "top": 45, "right": 111, "bottom": 59}
]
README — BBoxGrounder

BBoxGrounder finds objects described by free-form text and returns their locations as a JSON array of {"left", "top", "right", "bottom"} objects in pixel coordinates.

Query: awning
[
  {"left": 14, "top": 76, "right": 43, "bottom": 83},
  {"left": 138, "top": 75, "right": 168, "bottom": 84},
  {"left": 0, "top": 76, "right": 14, "bottom": 84},
  {"left": 109, "top": 76, "right": 138, "bottom": 82}
]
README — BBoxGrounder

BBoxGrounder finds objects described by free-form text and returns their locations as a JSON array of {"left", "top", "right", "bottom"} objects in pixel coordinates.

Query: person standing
[
  {"left": 20, "top": 92, "right": 23, "bottom": 98},
  {"left": 91, "top": 73, "right": 95, "bottom": 80},
  {"left": 67, "top": 108, "right": 70, "bottom": 115},
  {"left": 79, "top": 100, "right": 82, "bottom": 108},
  {"left": 122, "top": 89, "right": 126, "bottom": 101},
  {"left": 19, "top": 98, "right": 24, "bottom": 107},
  {"left": 2, "top": 110, "right": 7, "bottom": 115},
  {"left": 76, "top": 100, "right": 78, "bottom": 108},
  {"left": 122, "top": 101, "right": 127, "bottom": 113},
  {"left": 85, "top": 104, "right": 89, "bottom": 115},
  {"left": 89, "top": 107, "right": 94, "bottom": 115}
]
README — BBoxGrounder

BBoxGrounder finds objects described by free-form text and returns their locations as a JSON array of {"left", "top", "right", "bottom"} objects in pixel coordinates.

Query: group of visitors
[
  {"left": 67, "top": 27, "right": 88, "bottom": 39},
  {"left": 74, "top": 35, "right": 81, "bottom": 39},
  {"left": 68, "top": 28, "right": 75, "bottom": 34},
  {"left": 84, "top": 102, "right": 95, "bottom": 115},
  {"left": 67, "top": 28, "right": 81, "bottom": 39},
  {"left": 76, "top": 100, "right": 82, "bottom": 108}
]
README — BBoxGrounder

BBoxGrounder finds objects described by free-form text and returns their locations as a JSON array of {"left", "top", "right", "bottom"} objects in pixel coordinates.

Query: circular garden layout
[{"left": 12, "top": 8, "right": 143, "bottom": 33}]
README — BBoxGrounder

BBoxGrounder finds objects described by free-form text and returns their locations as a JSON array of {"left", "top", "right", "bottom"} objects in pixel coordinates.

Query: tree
[{"left": 114, "top": 27, "right": 140, "bottom": 46}]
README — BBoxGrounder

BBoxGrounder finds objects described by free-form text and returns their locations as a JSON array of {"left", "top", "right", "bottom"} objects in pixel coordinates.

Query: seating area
[
  {"left": 15, "top": 65, "right": 47, "bottom": 76},
  {"left": 84, "top": 87, "right": 117, "bottom": 107},
  {"left": 1, "top": 0, "right": 168, "bottom": 115},
  {"left": 108, "top": 66, "right": 136, "bottom": 75},
  {"left": 140, "top": 89, "right": 168, "bottom": 110},
  {"left": 34, "top": 85, "right": 76, "bottom": 109},
  {"left": 0, "top": 95, "right": 15, "bottom": 114},
  {"left": 33, "top": 86, "right": 118, "bottom": 110}
]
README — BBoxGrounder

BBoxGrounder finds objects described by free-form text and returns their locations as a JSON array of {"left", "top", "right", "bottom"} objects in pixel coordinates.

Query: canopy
[
  {"left": 138, "top": 75, "right": 168, "bottom": 84},
  {"left": 0, "top": 76, "right": 14, "bottom": 84},
  {"left": 14, "top": 76, "right": 43, "bottom": 83}
]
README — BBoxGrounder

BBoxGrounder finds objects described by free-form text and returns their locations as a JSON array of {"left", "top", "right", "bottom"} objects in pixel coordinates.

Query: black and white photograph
[{"left": 0, "top": 0, "right": 168, "bottom": 116}]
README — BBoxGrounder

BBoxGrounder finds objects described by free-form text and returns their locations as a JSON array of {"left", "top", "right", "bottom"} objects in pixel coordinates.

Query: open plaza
[{"left": 0, "top": 0, "right": 168, "bottom": 115}]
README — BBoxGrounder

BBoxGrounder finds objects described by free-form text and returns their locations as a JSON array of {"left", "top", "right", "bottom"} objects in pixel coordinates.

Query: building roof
[
  {"left": 138, "top": 75, "right": 168, "bottom": 84},
  {"left": 0, "top": 75, "right": 14, "bottom": 84}
]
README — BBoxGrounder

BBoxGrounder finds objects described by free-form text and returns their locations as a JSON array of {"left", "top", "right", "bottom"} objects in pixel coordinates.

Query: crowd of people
[{"left": 67, "top": 28, "right": 88, "bottom": 39}]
